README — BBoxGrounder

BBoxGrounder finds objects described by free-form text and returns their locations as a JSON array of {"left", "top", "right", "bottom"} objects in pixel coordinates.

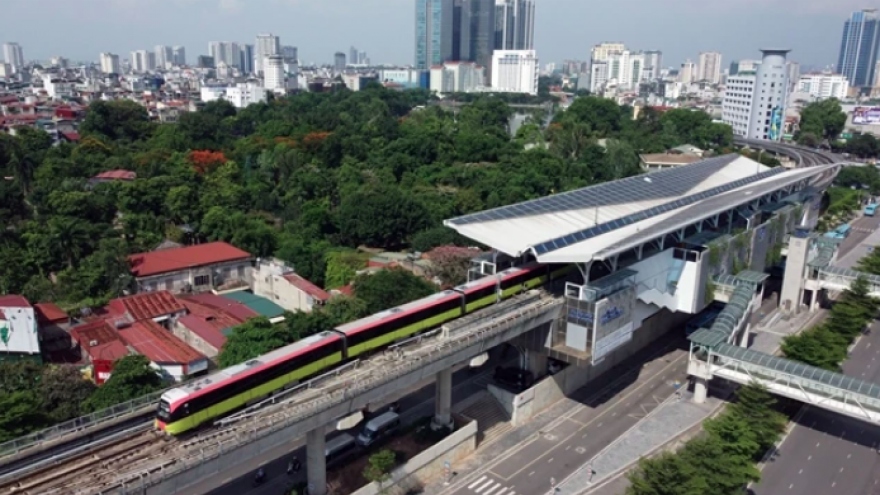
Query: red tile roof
[
  {"left": 70, "top": 320, "right": 129, "bottom": 361},
  {"left": 94, "top": 169, "right": 136, "bottom": 181},
  {"left": 177, "top": 314, "right": 229, "bottom": 350},
  {"left": 0, "top": 294, "right": 31, "bottom": 308},
  {"left": 283, "top": 273, "right": 331, "bottom": 302},
  {"left": 61, "top": 131, "right": 81, "bottom": 142},
  {"left": 34, "top": 302, "right": 68, "bottom": 324},
  {"left": 107, "top": 291, "right": 186, "bottom": 322},
  {"left": 180, "top": 294, "right": 258, "bottom": 322},
  {"left": 119, "top": 320, "right": 205, "bottom": 365},
  {"left": 128, "top": 242, "right": 252, "bottom": 278}
]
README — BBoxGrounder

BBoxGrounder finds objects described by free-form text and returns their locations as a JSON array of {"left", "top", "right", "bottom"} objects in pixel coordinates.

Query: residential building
[
  {"left": 155, "top": 45, "right": 174, "bottom": 69},
  {"left": 255, "top": 33, "right": 281, "bottom": 75},
  {"left": 197, "top": 55, "right": 215, "bottom": 69},
  {"left": 42, "top": 75, "right": 75, "bottom": 100},
  {"left": 787, "top": 61, "right": 801, "bottom": 91},
  {"left": 729, "top": 59, "right": 760, "bottom": 76},
  {"left": 50, "top": 56, "right": 69, "bottom": 69},
  {"left": 172, "top": 46, "right": 186, "bottom": 66},
  {"left": 334, "top": 52, "right": 346, "bottom": 73},
  {"left": 415, "top": 0, "right": 455, "bottom": 69},
  {"left": 494, "top": 0, "right": 535, "bottom": 51},
  {"left": 342, "top": 74, "right": 379, "bottom": 91},
  {"left": 120, "top": 320, "right": 208, "bottom": 381},
  {"left": 837, "top": 9, "right": 880, "bottom": 89},
  {"left": 491, "top": 49, "right": 538, "bottom": 94},
  {"left": 281, "top": 45, "right": 298, "bottom": 64},
  {"left": 208, "top": 41, "right": 241, "bottom": 69},
  {"left": 589, "top": 60, "right": 609, "bottom": 93},
  {"left": 350, "top": 46, "right": 359, "bottom": 65},
  {"left": 591, "top": 42, "right": 625, "bottom": 62},
  {"left": 721, "top": 49, "right": 791, "bottom": 141},
  {"left": 797, "top": 72, "right": 850, "bottom": 100},
  {"left": 128, "top": 241, "right": 253, "bottom": 294},
  {"left": 698, "top": 51, "right": 722, "bottom": 84},
  {"left": 0, "top": 295, "right": 39, "bottom": 362},
  {"left": 99, "top": 52, "right": 121, "bottom": 74},
  {"left": 173, "top": 301, "right": 243, "bottom": 358},
  {"left": 130, "top": 50, "right": 156, "bottom": 73},
  {"left": 225, "top": 82, "right": 268, "bottom": 108},
  {"left": 679, "top": 59, "right": 696, "bottom": 83},
  {"left": 70, "top": 320, "right": 129, "bottom": 384},
  {"left": 2, "top": 42, "right": 24, "bottom": 71},
  {"left": 430, "top": 61, "right": 485, "bottom": 93},
  {"left": 642, "top": 50, "right": 663, "bottom": 81},
  {"left": 252, "top": 258, "right": 331, "bottom": 314},
  {"left": 606, "top": 50, "right": 646, "bottom": 90},
  {"left": 263, "top": 55, "right": 287, "bottom": 92}
]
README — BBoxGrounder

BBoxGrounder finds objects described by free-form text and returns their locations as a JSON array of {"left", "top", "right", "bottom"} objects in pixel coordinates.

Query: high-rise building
[
  {"left": 349, "top": 46, "right": 359, "bottom": 65},
  {"left": 679, "top": 59, "right": 696, "bottom": 83},
  {"left": 359, "top": 51, "right": 368, "bottom": 66},
  {"left": 263, "top": 55, "right": 286, "bottom": 92},
  {"left": 415, "top": 0, "right": 455, "bottom": 69},
  {"left": 240, "top": 44, "right": 255, "bottom": 74},
  {"left": 281, "top": 45, "right": 298, "bottom": 63},
  {"left": 99, "top": 52, "right": 121, "bottom": 74},
  {"left": 2, "top": 42, "right": 24, "bottom": 71},
  {"left": 786, "top": 61, "right": 801, "bottom": 92},
  {"left": 837, "top": 9, "right": 880, "bottom": 89},
  {"left": 458, "top": 0, "right": 496, "bottom": 73},
  {"left": 722, "top": 49, "right": 791, "bottom": 141},
  {"left": 494, "top": 0, "right": 535, "bottom": 51},
  {"left": 797, "top": 72, "right": 850, "bottom": 100},
  {"left": 197, "top": 55, "right": 215, "bottom": 69},
  {"left": 255, "top": 34, "right": 281, "bottom": 75},
  {"left": 130, "top": 50, "right": 156, "bottom": 72},
  {"left": 430, "top": 61, "right": 485, "bottom": 93},
  {"left": 491, "top": 49, "right": 538, "bottom": 94},
  {"left": 155, "top": 45, "right": 173, "bottom": 70},
  {"left": 334, "top": 52, "right": 347, "bottom": 73},
  {"left": 697, "top": 51, "right": 722, "bottom": 84},
  {"left": 209, "top": 41, "right": 241, "bottom": 69},
  {"left": 172, "top": 46, "right": 186, "bottom": 66},
  {"left": 591, "top": 42, "right": 625, "bottom": 63},
  {"left": 642, "top": 50, "right": 663, "bottom": 81}
]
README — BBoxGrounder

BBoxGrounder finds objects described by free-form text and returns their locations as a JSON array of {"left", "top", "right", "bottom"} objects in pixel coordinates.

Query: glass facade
[
  {"left": 837, "top": 9, "right": 880, "bottom": 88},
  {"left": 415, "top": 0, "right": 447, "bottom": 69}
]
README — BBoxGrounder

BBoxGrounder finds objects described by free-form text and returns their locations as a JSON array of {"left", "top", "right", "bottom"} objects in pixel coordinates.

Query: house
[
  {"left": 69, "top": 320, "right": 130, "bottom": 384},
  {"left": 639, "top": 153, "right": 703, "bottom": 172},
  {"left": 106, "top": 291, "right": 187, "bottom": 325},
  {"left": 91, "top": 169, "right": 136, "bottom": 185},
  {"left": 174, "top": 298, "right": 249, "bottom": 358},
  {"left": 128, "top": 241, "right": 253, "bottom": 294},
  {"left": 0, "top": 295, "right": 40, "bottom": 362},
  {"left": 118, "top": 320, "right": 208, "bottom": 381},
  {"left": 34, "top": 302, "right": 71, "bottom": 356},
  {"left": 252, "top": 258, "right": 331, "bottom": 313}
]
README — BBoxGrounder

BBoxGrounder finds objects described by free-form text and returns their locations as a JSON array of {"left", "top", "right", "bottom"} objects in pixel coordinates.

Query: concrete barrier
[{"left": 349, "top": 420, "right": 478, "bottom": 495}]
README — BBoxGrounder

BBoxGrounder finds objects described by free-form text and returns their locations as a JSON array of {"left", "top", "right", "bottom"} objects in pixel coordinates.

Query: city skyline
[{"left": 0, "top": 0, "right": 865, "bottom": 69}]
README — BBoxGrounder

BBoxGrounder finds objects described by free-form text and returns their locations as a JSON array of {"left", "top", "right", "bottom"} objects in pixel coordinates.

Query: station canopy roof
[{"left": 444, "top": 154, "right": 839, "bottom": 264}]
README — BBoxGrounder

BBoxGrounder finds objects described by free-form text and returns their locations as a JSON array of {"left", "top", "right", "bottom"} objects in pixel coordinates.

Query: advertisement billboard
[
  {"left": 769, "top": 106, "right": 783, "bottom": 141},
  {"left": 591, "top": 285, "right": 636, "bottom": 364},
  {"left": 852, "top": 107, "right": 880, "bottom": 125}
]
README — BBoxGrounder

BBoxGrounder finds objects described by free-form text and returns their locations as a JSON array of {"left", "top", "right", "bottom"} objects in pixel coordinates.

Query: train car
[
  {"left": 335, "top": 290, "right": 464, "bottom": 359},
  {"left": 454, "top": 276, "right": 500, "bottom": 313},
  {"left": 157, "top": 331, "right": 344, "bottom": 435}
]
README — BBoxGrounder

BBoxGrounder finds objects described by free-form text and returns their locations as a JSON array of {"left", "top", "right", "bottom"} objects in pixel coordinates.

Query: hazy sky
[{"left": 0, "top": 0, "right": 866, "bottom": 69}]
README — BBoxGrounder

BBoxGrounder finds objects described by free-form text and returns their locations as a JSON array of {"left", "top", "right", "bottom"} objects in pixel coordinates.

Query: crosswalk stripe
[
  {"left": 484, "top": 484, "right": 501, "bottom": 495},
  {"left": 475, "top": 479, "right": 495, "bottom": 493},
  {"left": 495, "top": 488, "right": 509, "bottom": 495},
  {"left": 468, "top": 475, "right": 487, "bottom": 490}
]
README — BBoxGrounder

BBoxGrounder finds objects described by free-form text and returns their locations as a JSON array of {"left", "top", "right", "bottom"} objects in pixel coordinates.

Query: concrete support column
[
  {"left": 433, "top": 368, "right": 453, "bottom": 430},
  {"left": 525, "top": 349, "right": 548, "bottom": 378},
  {"left": 306, "top": 429, "right": 327, "bottom": 495},
  {"left": 810, "top": 289, "right": 819, "bottom": 312},
  {"left": 693, "top": 377, "right": 708, "bottom": 404},
  {"left": 739, "top": 324, "right": 750, "bottom": 348}
]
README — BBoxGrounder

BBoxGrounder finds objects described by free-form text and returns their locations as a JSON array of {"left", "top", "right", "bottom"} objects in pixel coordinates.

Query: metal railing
[
  {"left": 0, "top": 390, "right": 162, "bottom": 459},
  {"left": 107, "top": 294, "right": 564, "bottom": 493}
]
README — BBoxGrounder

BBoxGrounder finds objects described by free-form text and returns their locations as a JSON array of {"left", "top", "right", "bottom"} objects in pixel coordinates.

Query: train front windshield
[{"left": 157, "top": 400, "right": 171, "bottom": 420}]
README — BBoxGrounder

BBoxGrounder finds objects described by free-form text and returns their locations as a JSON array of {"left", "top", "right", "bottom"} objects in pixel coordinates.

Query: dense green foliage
[
  {"left": 841, "top": 133, "right": 880, "bottom": 159},
  {"left": 834, "top": 166, "right": 880, "bottom": 195},
  {"left": 626, "top": 384, "right": 786, "bottom": 495},
  {"left": 796, "top": 99, "right": 847, "bottom": 146},
  {"left": 0, "top": 355, "right": 163, "bottom": 442},
  {"left": 363, "top": 449, "right": 397, "bottom": 485},
  {"left": 782, "top": 276, "right": 878, "bottom": 370}
]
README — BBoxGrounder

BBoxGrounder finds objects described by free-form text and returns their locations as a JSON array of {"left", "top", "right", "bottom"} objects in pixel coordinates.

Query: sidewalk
[{"left": 565, "top": 306, "right": 825, "bottom": 495}]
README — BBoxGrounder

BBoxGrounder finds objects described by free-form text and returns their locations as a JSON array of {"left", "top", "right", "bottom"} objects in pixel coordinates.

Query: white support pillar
[
  {"left": 739, "top": 323, "right": 750, "bottom": 348},
  {"left": 693, "top": 377, "right": 708, "bottom": 404},
  {"left": 433, "top": 368, "right": 453, "bottom": 430},
  {"left": 524, "top": 349, "right": 548, "bottom": 378},
  {"left": 306, "top": 429, "right": 327, "bottom": 495}
]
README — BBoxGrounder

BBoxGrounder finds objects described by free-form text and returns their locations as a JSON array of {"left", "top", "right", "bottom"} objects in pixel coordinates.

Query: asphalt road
[
  {"left": 833, "top": 213, "right": 880, "bottom": 269},
  {"left": 441, "top": 338, "right": 691, "bottom": 495},
  {"left": 195, "top": 348, "right": 513, "bottom": 495}
]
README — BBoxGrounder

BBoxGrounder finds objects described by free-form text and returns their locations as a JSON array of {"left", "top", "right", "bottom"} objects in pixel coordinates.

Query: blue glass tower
[
  {"left": 415, "top": 0, "right": 454, "bottom": 70},
  {"left": 837, "top": 9, "right": 880, "bottom": 88}
]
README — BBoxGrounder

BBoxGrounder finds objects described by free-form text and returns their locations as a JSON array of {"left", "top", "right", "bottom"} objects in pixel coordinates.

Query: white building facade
[
  {"left": 100, "top": 52, "right": 121, "bottom": 74},
  {"left": 698, "top": 51, "right": 722, "bottom": 84},
  {"left": 797, "top": 72, "right": 850, "bottom": 100},
  {"left": 2, "top": 42, "right": 24, "bottom": 72},
  {"left": 255, "top": 33, "right": 281, "bottom": 75},
  {"left": 430, "top": 62, "right": 486, "bottom": 94},
  {"left": 263, "top": 55, "right": 287, "bottom": 92},
  {"left": 722, "top": 49, "right": 791, "bottom": 141},
  {"left": 491, "top": 50, "right": 538, "bottom": 95}
]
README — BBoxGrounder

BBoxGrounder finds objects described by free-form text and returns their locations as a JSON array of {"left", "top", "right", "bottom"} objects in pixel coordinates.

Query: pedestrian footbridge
[{"left": 814, "top": 266, "right": 880, "bottom": 297}]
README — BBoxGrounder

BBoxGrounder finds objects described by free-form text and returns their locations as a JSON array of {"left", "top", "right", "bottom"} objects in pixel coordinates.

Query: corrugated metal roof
[{"left": 222, "top": 291, "right": 286, "bottom": 318}]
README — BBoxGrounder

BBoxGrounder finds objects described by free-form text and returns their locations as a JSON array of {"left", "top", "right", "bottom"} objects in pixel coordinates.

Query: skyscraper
[
  {"left": 334, "top": 52, "right": 347, "bottom": 73},
  {"left": 415, "top": 0, "right": 455, "bottom": 69},
  {"left": 155, "top": 45, "right": 173, "bottom": 70},
  {"left": 281, "top": 45, "right": 298, "bottom": 64},
  {"left": 2, "top": 42, "right": 24, "bottom": 71},
  {"left": 458, "top": 0, "right": 496, "bottom": 71},
  {"left": 99, "top": 52, "right": 121, "bottom": 74},
  {"left": 494, "top": 0, "right": 535, "bottom": 51},
  {"left": 208, "top": 42, "right": 241, "bottom": 69},
  {"left": 697, "top": 51, "right": 722, "bottom": 84},
  {"left": 350, "top": 46, "right": 359, "bottom": 65},
  {"left": 240, "top": 44, "right": 255, "bottom": 74},
  {"left": 172, "top": 46, "right": 186, "bottom": 66},
  {"left": 255, "top": 34, "right": 281, "bottom": 75},
  {"left": 837, "top": 9, "right": 880, "bottom": 89}
]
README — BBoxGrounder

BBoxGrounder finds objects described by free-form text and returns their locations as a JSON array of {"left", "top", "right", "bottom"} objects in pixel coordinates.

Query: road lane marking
[
  {"left": 832, "top": 482, "right": 836, "bottom": 488},
  {"left": 789, "top": 484, "right": 794, "bottom": 489},
  {"left": 799, "top": 469, "right": 802, "bottom": 474},
  {"left": 816, "top": 442, "right": 821, "bottom": 447},
  {"left": 469, "top": 476, "right": 487, "bottom": 489},
  {"left": 474, "top": 479, "right": 495, "bottom": 493},
  {"left": 548, "top": 458, "right": 554, "bottom": 463},
  {"left": 484, "top": 484, "right": 501, "bottom": 495},
  {"left": 528, "top": 471, "right": 534, "bottom": 477},
  {"left": 808, "top": 455, "right": 812, "bottom": 460}
]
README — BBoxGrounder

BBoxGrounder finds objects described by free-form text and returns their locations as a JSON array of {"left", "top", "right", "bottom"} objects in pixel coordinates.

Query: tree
[
  {"left": 627, "top": 451, "right": 708, "bottom": 495},
  {"left": 352, "top": 268, "right": 438, "bottom": 314},
  {"left": 219, "top": 317, "right": 294, "bottom": 367},
  {"left": 80, "top": 100, "right": 153, "bottom": 142},
  {"left": 728, "top": 383, "right": 787, "bottom": 453},
  {"left": 845, "top": 133, "right": 880, "bottom": 159},
  {"left": 363, "top": 449, "right": 397, "bottom": 487},
  {"left": 39, "top": 365, "right": 97, "bottom": 422},
  {"left": 0, "top": 391, "right": 50, "bottom": 443},
  {"left": 84, "top": 355, "right": 164, "bottom": 412},
  {"left": 324, "top": 250, "right": 367, "bottom": 289},
  {"left": 426, "top": 246, "right": 480, "bottom": 286},
  {"left": 797, "top": 99, "right": 847, "bottom": 143},
  {"left": 335, "top": 186, "right": 430, "bottom": 250}
]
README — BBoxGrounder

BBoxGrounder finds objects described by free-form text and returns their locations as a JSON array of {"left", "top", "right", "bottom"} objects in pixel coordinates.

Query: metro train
[{"left": 156, "top": 261, "right": 574, "bottom": 435}]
